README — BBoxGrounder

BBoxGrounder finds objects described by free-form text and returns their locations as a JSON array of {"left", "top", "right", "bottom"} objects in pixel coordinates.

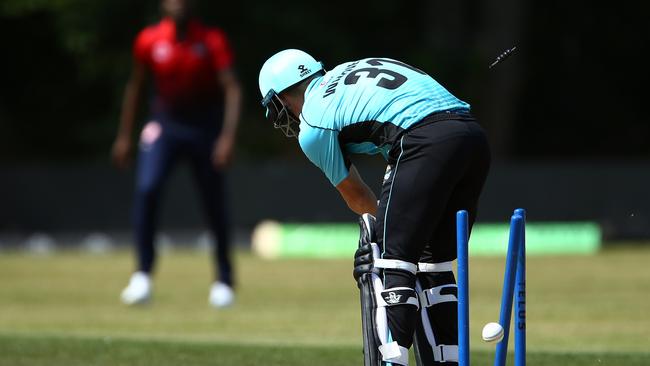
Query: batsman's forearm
[
  {"left": 337, "top": 165, "right": 378, "bottom": 216},
  {"left": 345, "top": 188, "right": 378, "bottom": 216}
]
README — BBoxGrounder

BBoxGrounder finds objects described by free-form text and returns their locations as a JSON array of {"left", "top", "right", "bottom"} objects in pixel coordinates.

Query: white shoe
[
  {"left": 120, "top": 271, "right": 152, "bottom": 305},
  {"left": 209, "top": 282, "right": 234, "bottom": 308}
]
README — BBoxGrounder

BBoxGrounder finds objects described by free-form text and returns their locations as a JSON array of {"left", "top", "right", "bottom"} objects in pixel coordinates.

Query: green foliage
[
  {"left": 0, "top": 0, "right": 159, "bottom": 161},
  {"left": 2, "top": 1, "right": 648, "bottom": 161},
  {"left": 0, "top": 0, "right": 471, "bottom": 162}
]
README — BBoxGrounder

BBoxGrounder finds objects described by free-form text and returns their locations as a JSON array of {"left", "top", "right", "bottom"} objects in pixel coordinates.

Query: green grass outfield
[{"left": 1, "top": 246, "right": 649, "bottom": 365}]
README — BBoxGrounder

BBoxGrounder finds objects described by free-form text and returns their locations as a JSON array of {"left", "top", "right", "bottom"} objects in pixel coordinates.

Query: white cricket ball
[{"left": 482, "top": 322, "right": 504, "bottom": 343}]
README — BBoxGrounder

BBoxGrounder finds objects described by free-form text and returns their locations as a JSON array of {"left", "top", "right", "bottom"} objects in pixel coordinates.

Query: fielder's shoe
[
  {"left": 120, "top": 271, "right": 152, "bottom": 305},
  {"left": 209, "top": 282, "right": 234, "bottom": 308}
]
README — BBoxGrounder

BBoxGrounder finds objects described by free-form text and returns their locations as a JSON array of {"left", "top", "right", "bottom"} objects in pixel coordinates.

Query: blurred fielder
[
  {"left": 112, "top": 0, "right": 241, "bottom": 308},
  {"left": 259, "top": 50, "right": 490, "bottom": 365}
]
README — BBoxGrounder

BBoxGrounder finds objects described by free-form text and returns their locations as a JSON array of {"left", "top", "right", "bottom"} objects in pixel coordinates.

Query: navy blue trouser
[{"left": 132, "top": 113, "right": 233, "bottom": 286}]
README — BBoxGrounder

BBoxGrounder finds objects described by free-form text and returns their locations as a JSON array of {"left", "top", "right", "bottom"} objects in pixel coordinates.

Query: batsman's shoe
[
  {"left": 120, "top": 271, "right": 152, "bottom": 305},
  {"left": 209, "top": 282, "right": 234, "bottom": 308}
]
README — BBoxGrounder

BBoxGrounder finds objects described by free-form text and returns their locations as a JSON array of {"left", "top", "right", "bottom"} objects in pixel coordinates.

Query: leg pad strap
[
  {"left": 375, "top": 258, "right": 418, "bottom": 274},
  {"left": 418, "top": 261, "right": 454, "bottom": 272},
  {"left": 434, "top": 345, "right": 459, "bottom": 363},
  {"left": 419, "top": 284, "right": 458, "bottom": 308}
]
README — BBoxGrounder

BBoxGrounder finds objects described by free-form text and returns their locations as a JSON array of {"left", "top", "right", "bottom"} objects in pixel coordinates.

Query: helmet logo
[{"left": 298, "top": 65, "right": 311, "bottom": 78}]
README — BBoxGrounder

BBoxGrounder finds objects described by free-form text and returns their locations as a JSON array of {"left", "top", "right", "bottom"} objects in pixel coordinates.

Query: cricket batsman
[{"left": 258, "top": 49, "right": 490, "bottom": 365}]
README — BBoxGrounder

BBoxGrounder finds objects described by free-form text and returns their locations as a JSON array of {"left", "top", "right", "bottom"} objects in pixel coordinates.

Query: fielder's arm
[
  {"left": 112, "top": 61, "right": 148, "bottom": 169},
  {"left": 212, "top": 68, "right": 242, "bottom": 168},
  {"left": 336, "top": 165, "right": 378, "bottom": 216}
]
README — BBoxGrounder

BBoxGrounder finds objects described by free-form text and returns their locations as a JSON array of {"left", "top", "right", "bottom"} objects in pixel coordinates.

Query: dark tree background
[{"left": 1, "top": 0, "right": 648, "bottom": 162}]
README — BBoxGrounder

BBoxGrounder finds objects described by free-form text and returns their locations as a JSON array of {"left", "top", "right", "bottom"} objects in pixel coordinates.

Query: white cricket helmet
[{"left": 258, "top": 49, "right": 324, "bottom": 137}]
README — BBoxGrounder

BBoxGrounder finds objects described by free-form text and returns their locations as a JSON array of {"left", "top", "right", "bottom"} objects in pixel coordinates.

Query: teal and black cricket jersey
[{"left": 298, "top": 57, "right": 470, "bottom": 186}]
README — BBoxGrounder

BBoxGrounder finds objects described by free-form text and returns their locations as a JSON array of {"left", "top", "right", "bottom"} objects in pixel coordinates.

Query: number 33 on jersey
[{"left": 299, "top": 57, "right": 470, "bottom": 186}]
